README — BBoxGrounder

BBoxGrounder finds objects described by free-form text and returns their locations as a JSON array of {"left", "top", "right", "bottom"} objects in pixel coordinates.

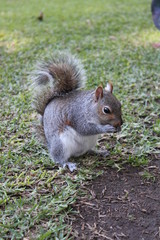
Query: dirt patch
[{"left": 71, "top": 161, "right": 160, "bottom": 240}]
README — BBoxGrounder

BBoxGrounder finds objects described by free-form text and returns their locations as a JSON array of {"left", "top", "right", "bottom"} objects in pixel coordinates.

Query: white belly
[{"left": 60, "top": 127, "right": 98, "bottom": 159}]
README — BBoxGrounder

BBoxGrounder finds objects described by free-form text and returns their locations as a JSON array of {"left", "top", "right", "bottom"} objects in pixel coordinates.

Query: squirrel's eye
[{"left": 103, "top": 106, "right": 111, "bottom": 114}]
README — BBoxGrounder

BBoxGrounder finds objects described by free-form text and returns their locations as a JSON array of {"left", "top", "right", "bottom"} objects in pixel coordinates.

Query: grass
[{"left": 0, "top": 0, "right": 160, "bottom": 239}]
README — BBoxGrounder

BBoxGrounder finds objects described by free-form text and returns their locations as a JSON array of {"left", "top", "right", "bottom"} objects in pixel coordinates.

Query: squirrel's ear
[
  {"left": 105, "top": 82, "right": 113, "bottom": 93},
  {"left": 95, "top": 86, "right": 103, "bottom": 101}
]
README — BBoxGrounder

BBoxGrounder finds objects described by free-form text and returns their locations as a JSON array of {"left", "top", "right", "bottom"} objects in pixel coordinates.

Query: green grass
[{"left": 0, "top": 0, "right": 160, "bottom": 239}]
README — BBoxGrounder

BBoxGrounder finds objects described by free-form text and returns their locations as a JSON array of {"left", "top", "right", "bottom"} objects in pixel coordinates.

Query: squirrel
[{"left": 32, "top": 52, "right": 123, "bottom": 171}]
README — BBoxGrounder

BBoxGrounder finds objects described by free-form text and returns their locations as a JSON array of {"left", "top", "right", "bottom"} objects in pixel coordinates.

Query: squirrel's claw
[
  {"left": 63, "top": 162, "right": 77, "bottom": 172},
  {"left": 105, "top": 125, "right": 116, "bottom": 133}
]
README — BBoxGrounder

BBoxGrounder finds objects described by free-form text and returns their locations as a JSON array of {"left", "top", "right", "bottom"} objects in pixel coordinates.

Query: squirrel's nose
[
  {"left": 115, "top": 119, "right": 123, "bottom": 127},
  {"left": 114, "top": 118, "right": 123, "bottom": 132}
]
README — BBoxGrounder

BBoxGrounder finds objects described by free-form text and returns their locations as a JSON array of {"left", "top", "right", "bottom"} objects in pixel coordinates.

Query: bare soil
[{"left": 71, "top": 159, "right": 160, "bottom": 240}]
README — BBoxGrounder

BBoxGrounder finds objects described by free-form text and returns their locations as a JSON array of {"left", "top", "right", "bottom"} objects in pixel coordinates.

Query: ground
[
  {"left": 0, "top": 0, "right": 160, "bottom": 239},
  {"left": 71, "top": 159, "right": 160, "bottom": 240}
]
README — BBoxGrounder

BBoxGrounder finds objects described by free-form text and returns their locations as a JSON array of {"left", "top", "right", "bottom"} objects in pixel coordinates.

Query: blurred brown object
[{"left": 38, "top": 12, "right": 43, "bottom": 21}]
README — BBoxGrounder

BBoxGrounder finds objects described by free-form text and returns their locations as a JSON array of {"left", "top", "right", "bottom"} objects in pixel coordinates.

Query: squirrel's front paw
[{"left": 104, "top": 125, "right": 116, "bottom": 133}]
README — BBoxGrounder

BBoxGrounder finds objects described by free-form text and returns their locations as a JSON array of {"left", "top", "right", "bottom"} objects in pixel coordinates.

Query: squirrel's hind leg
[
  {"left": 48, "top": 135, "right": 68, "bottom": 166},
  {"left": 48, "top": 135, "right": 77, "bottom": 171}
]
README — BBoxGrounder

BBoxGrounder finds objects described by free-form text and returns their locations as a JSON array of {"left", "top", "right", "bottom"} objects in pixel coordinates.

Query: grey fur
[{"left": 32, "top": 52, "right": 122, "bottom": 171}]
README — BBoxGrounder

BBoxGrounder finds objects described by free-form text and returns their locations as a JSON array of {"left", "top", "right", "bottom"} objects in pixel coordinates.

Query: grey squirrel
[{"left": 32, "top": 52, "right": 123, "bottom": 171}]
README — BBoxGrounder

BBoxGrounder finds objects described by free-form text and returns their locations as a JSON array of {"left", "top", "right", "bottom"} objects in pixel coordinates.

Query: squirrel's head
[{"left": 95, "top": 82, "right": 123, "bottom": 131}]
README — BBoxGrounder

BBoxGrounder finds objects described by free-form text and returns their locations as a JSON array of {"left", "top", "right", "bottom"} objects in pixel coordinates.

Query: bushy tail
[{"left": 31, "top": 52, "right": 86, "bottom": 115}]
